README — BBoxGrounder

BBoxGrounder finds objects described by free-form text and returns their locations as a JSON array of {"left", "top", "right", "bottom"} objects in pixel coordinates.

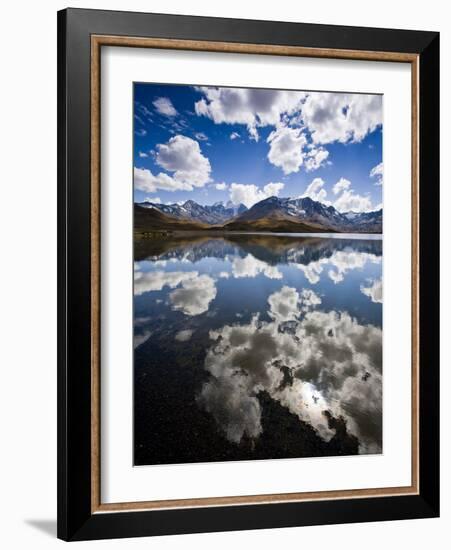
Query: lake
[{"left": 133, "top": 233, "right": 383, "bottom": 466}]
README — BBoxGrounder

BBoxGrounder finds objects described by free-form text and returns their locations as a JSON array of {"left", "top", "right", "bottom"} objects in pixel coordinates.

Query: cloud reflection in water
[
  {"left": 134, "top": 234, "right": 383, "bottom": 459},
  {"left": 198, "top": 284, "right": 382, "bottom": 453}
]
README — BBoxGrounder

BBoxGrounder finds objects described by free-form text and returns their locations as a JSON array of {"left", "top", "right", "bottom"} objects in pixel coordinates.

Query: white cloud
[
  {"left": 299, "top": 288, "right": 322, "bottom": 311},
  {"left": 295, "top": 249, "right": 381, "bottom": 286},
  {"left": 301, "top": 177, "right": 329, "bottom": 204},
  {"left": 198, "top": 289, "right": 382, "bottom": 452},
  {"left": 300, "top": 176, "right": 377, "bottom": 213},
  {"left": 198, "top": 370, "right": 263, "bottom": 444},
  {"left": 134, "top": 166, "right": 190, "bottom": 192},
  {"left": 370, "top": 162, "right": 383, "bottom": 186},
  {"left": 134, "top": 269, "right": 196, "bottom": 295},
  {"left": 215, "top": 182, "right": 227, "bottom": 190},
  {"left": 138, "top": 151, "right": 148, "bottom": 158},
  {"left": 154, "top": 135, "right": 211, "bottom": 187},
  {"left": 304, "top": 146, "right": 330, "bottom": 172},
  {"left": 141, "top": 196, "right": 161, "bottom": 204},
  {"left": 229, "top": 182, "right": 284, "bottom": 208},
  {"left": 135, "top": 135, "right": 211, "bottom": 192},
  {"left": 268, "top": 286, "right": 301, "bottom": 323},
  {"left": 327, "top": 251, "right": 381, "bottom": 284},
  {"left": 296, "top": 262, "right": 323, "bottom": 285},
  {"left": 268, "top": 286, "right": 321, "bottom": 322},
  {"left": 232, "top": 254, "right": 282, "bottom": 280},
  {"left": 135, "top": 101, "right": 154, "bottom": 122},
  {"left": 333, "top": 189, "right": 373, "bottom": 213},
  {"left": 361, "top": 278, "right": 383, "bottom": 303},
  {"left": 134, "top": 267, "right": 216, "bottom": 316},
  {"left": 169, "top": 274, "right": 217, "bottom": 316},
  {"left": 301, "top": 93, "right": 382, "bottom": 144},
  {"left": 267, "top": 126, "right": 307, "bottom": 174},
  {"left": 195, "top": 87, "right": 305, "bottom": 141},
  {"left": 153, "top": 96, "right": 178, "bottom": 116},
  {"left": 264, "top": 182, "right": 285, "bottom": 196},
  {"left": 195, "top": 131, "right": 208, "bottom": 141},
  {"left": 230, "top": 131, "right": 240, "bottom": 140},
  {"left": 333, "top": 177, "right": 351, "bottom": 195}
]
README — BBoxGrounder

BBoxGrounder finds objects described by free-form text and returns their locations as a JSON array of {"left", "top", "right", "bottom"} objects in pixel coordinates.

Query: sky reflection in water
[{"left": 134, "top": 234, "right": 382, "bottom": 465}]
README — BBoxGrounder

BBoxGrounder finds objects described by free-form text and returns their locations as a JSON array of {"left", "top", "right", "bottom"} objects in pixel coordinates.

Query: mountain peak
[
  {"left": 262, "top": 195, "right": 281, "bottom": 203},
  {"left": 136, "top": 196, "right": 381, "bottom": 233},
  {"left": 183, "top": 199, "right": 197, "bottom": 207}
]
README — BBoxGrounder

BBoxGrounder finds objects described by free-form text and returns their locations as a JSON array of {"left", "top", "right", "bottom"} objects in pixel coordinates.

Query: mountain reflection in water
[{"left": 134, "top": 234, "right": 383, "bottom": 466}]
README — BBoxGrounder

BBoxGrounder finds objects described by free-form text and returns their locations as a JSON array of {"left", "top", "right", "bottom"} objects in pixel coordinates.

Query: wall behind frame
[{"left": 0, "top": 0, "right": 447, "bottom": 549}]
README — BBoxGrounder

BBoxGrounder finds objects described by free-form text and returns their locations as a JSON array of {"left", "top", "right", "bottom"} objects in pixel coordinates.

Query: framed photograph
[{"left": 57, "top": 8, "right": 439, "bottom": 541}]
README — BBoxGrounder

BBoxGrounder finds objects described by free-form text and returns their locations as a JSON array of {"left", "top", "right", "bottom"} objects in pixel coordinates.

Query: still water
[{"left": 133, "top": 233, "right": 382, "bottom": 466}]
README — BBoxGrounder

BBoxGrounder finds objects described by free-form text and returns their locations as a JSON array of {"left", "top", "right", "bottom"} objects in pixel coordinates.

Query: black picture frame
[{"left": 57, "top": 7, "right": 439, "bottom": 541}]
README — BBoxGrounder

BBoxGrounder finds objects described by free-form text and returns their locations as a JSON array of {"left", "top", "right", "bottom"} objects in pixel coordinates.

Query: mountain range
[{"left": 135, "top": 196, "right": 382, "bottom": 234}]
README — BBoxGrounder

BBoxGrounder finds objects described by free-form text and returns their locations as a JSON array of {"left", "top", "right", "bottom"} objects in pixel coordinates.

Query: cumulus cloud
[
  {"left": 134, "top": 269, "right": 197, "bottom": 296},
  {"left": 154, "top": 135, "right": 211, "bottom": 187},
  {"left": 295, "top": 249, "right": 381, "bottom": 285},
  {"left": 134, "top": 167, "right": 187, "bottom": 193},
  {"left": 370, "top": 162, "right": 383, "bottom": 186},
  {"left": 301, "top": 177, "right": 329, "bottom": 204},
  {"left": 267, "top": 287, "right": 321, "bottom": 323},
  {"left": 198, "top": 372, "right": 263, "bottom": 444},
  {"left": 232, "top": 254, "right": 282, "bottom": 280},
  {"left": 142, "top": 196, "right": 161, "bottom": 204},
  {"left": 134, "top": 266, "right": 217, "bottom": 316},
  {"left": 268, "top": 286, "right": 301, "bottom": 322},
  {"left": 134, "top": 135, "right": 211, "bottom": 193},
  {"left": 299, "top": 288, "right": 322, "bottom": 311},
  {"left": 194, "top": 88, "right": 382, "bottom": 182},
  {"left": 360, "top": 278, "right": 383, "bottom": 303},
  {"left": 138, "top": 151, "right": 148, "bottom": 158},
  {"left": 153, "top": 96, "right": 178, "bottom": 116},
  {"left": 302, "top": 93, "right": 382, "bottom": 144},
  {"left": 169, "top": 274, "right": 217, "bottom": 316},
  {"left": 333, "top": 189, "right": 373, "bottom": 213},
  {"left": 296, "top": 262, "right": 323, "bottom": 285},
  {"left": 333, "top": 177, "right": 351, "bottom": 195},
  {"left": 215, "top": 182, "right": 227, "bottom": 190},
  {"left": 300, "top": 176, "right": 377, "bottom": 213},
  {"left": 229, "top": 182, "right": 284, "bottom": 208},
  {"left": 198, "top": 288, "right": 382, "bottom": 453},
  {"left": 195, "top": 87, "right": 304, "bottom": 141},
  {"left": 267, "top": 126, "right": 307, "bottom": 174},
  {"left": 327, "top": 251, "right": 381, "bottom": 284},
  {"left": 304, "top": 146, "right": 330, "bottom": 172}
]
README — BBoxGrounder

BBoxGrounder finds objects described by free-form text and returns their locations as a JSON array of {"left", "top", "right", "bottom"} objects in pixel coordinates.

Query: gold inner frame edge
[{"left": 90, "top": 35, "right": 420, "bottom": 514}]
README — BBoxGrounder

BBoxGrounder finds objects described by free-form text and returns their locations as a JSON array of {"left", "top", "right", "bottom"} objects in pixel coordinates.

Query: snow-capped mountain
[
  {"left": 136, "top": 196, "right": 382, "bottom": 233},
  {"left": 224, "top": 196, "right": 382, "bottom": 233},
  {"left": 137, "top": 199, "right": 248, "bottom": 225},
  {"left": 342, "top": 209, "right": 383, "bottom": 233}
]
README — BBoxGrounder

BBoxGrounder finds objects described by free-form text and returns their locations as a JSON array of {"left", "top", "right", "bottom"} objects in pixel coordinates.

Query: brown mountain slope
[
  {"left": 134, "top": 204, "right": 208, "bottom": 232},
  {"left": 223, "top": 214, "right": 334, "bottom": 233}
]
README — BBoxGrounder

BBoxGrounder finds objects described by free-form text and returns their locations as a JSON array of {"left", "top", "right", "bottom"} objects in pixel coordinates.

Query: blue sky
[{"left": 133, "top": 83, "right": 383, "bottom": 212}]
